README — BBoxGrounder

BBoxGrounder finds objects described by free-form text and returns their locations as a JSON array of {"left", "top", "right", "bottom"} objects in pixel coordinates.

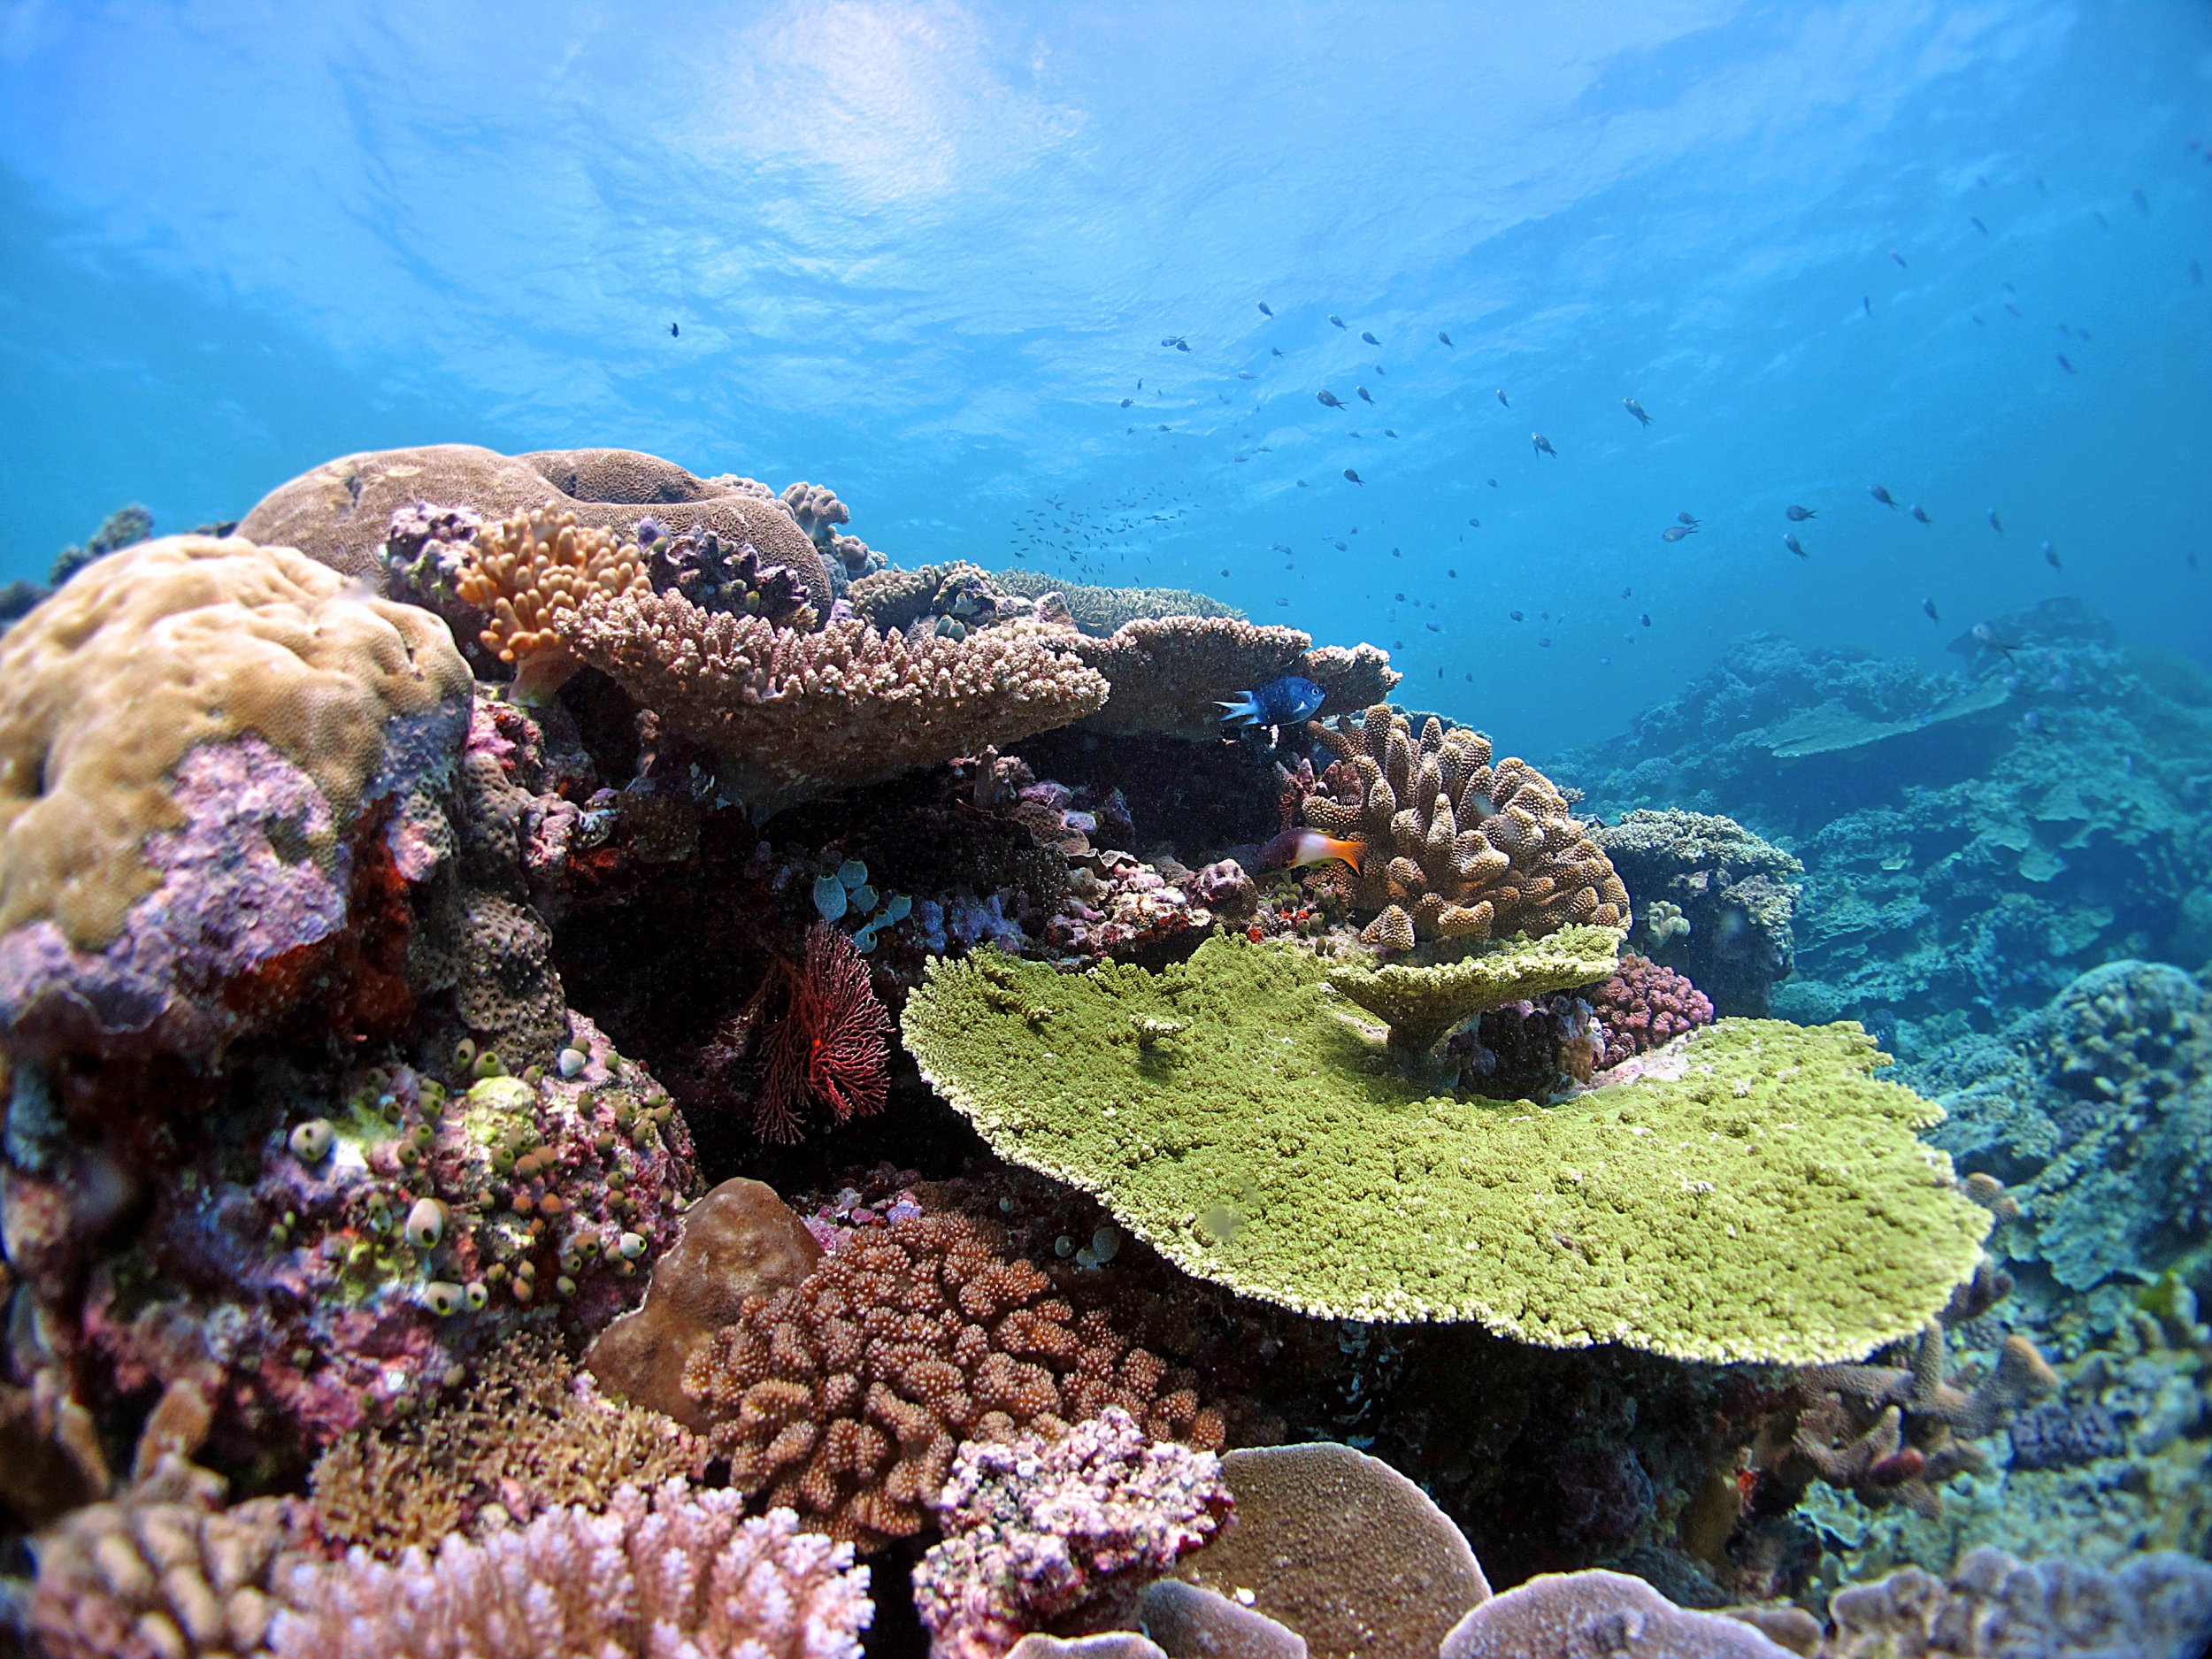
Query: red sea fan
[{"left": 755, "top": 922, "right": 892, "bottom": 1142}]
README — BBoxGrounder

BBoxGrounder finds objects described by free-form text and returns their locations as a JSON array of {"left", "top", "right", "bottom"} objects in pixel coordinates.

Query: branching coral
[
  {"left": 681, "top": 1211, "right": 1224, "bottom": 1550},
  {"left": 913, "top": 1406, "right": 1232, "bottom": 1659},
  {"left": 1066, "top": 618, "right": 1396, "bottom": 741},
  {"left": 1301, "top": 708, "right": 1628, "bottom": 947},
  {"left": 270, "top": 1480, "right": 872, "bottom": 1659},
  {"left": 564, "top": 588, "right": 1110, "bottom": 817},
  {"left": 306, "top": 1331, "right": 705, "bottom": 1557},
  {"left": 1588, "top": 954, "right": 1717, "bottom": 1069},
  {"left": 1323, "top": 926, "right": 1624, "bottom": 1057},
  {"left": 901, "top": 936, "right": 1991, "bottom": 1359},
  {"left": 454, "top": 509, "right": 650, "bottom": 702}
]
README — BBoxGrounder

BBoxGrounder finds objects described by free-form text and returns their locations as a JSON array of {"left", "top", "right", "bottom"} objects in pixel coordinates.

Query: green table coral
[
  {"left": 902, "top": 936, "right": 1989, "bottom": 1363},
  {"left": 1326, "top": 926, "right": 1624, "bottom": 1056}
]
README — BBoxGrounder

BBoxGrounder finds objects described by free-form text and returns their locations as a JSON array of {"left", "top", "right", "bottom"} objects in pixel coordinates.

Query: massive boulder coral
[
  {"left": 237, "top": 442, "right": 835, "bottom": 613},
  {"left": 1067, "top": 618, "right": 1397, "bottom": 741},
  {"left": 901, "top": 936, "right": 1991, "bottom": 1361},
  {"left": 677, "top": 1205, "right": 1224, "bottom": 1550},
  {"left": 564, "top": 588, "right": 1110, "bottom": 817},
  {"left": 0, "top": 535, "right": 474, "bottom": 1063},
  {"left": 1591, "top": 809, "right": 1802, "bottom": 1016},
  {"left": 1301, "top": 707, "right": 1628, "bottom": 947}
]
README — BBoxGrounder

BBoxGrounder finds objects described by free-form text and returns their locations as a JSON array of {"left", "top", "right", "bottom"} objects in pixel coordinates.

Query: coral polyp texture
[
  {"left": 0, "top": 534, "right": 473, "bottom": 1062},
  {"left": 913, "top": 1405, "right": 1232, "bottom": 1659},
  {"left": 1324, "top": 925, "right": 1624, "bottom": 1056},
  {"left": 1066, "top": 617, "right": 1397, "bottom": 740},
  {"left": 1587, "top": 954, "right": 1717, "bottom": 1069},
  {"left": 453, "top": 509, "right": 649, "bottom": 702},
  {"left": 269, "top": 1480, "right": 872, "bottom": 1659},
  {"left": 565, "top": 588, "right": 1110, "bottom": 817},
  {"left": 1438, "top": 1569, "right": 1793, "bottom": 1659},
  {"left": 680, "top": 1210, "right": 1224, "bottom": 1550},
  {"left": 237, "top": 442, "right": 834, "bottom": 611},
  {"left": 900, "top": 936, "right": 1989, "bottom": 1359},
  {"left": 1301, "top": 706, "right": 1629, "bottom": 947}
]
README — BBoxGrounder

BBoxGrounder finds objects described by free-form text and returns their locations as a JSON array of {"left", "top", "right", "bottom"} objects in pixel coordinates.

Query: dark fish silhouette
[
  {"left": 1384, "top": 428, "right": 1397, "bottom": 437},
  {"left": 1910, "top": 504, "right": 1932, "bottom": 524},
  {"left": 1343, "top": 468, "right": 1363, "bottom": 485},
  {"left": 1870, "top": 484, "right": 1899, "bottom": 508},
  {"left": 1970, "top": 216, "right": 1988, "bottom": 234},
  {"left": 1892, "top": 250, "right": 1909, "bottom": 268},
  {"left": 1509, "top": 611, "right": 1525, "bottom": 621},
  {"left": 1624, "top": 397, "right": 1651, "bottom": 426},
  {"left": 1317, "top": 389, "right": 1348, "bottom": 409},
  {"left": 1121, "top": 398, "right": 1133, "bottom": 407},
  {"left": 669, "top": 322, "right": 680, "bottom": 337},
  {"left": 1161, "top": 336, "right": 1189, "bottom": 349},
  {"left": 1677, "top": 511, "right": 1700, "bottom": 527},
  {"left": 1438, "top": 330, "right": 1454, "bottom": 346},
  {"left": 1532, "top": 433, "right": 1557, "bottom": 457},
  {"left": 1329, "top": 314, "right": 1348, "bottom": 328},
  {"left": 1863, "top": 296, "right": 1873, "bottom": 316},
  {"left": 1361, "top": 331, "right": 1380, "bottom": 346},
  {"left": 1237, "top": 370, "right": 1254, "bottom": 380},
  {"left": 1257, "top": 302, "right": 1274, "bottom": 317},
  {"left": 1272, "top": 347, "right": 1284, "bottom": 357},
  {"left": 1786, "top": 504, "right": 1816, "bottom": 521},
  {"left": 1356, "top": 386, "right": 1375, "bottom": 403},
  {"left": 1923, "top": 598, "right": 1940, "bottom": 621},
  {"left": 1495, "top": 388, "right": 1509, "bottom": 407},
  {"left": 1661, "top": 526, "right": 1694, "bottom": 542},
  {"left": 1640, "top": 613, "right": 1652, "bottom": 626},
  {"left": 1988, "top": 508, "right": 2003, "bottom": 531},
  {"left": 1468, "top": 518, "right": 1480, "bottom": 528},
  {"left": 2056, "top": 353, "right": 2077, "bottom": 373},
  {"left": 2043, "top": 541, "right": 2062, "bottom": 569},
  {"left": 1487, "top": 478, "right": 1499, "bottom": 488},
  {"left": 1784, "top": 533, "right": 1809, "bottom": 558},
  {"left": 2133, "top": 188, "right": 2150, "bottom": 214}
]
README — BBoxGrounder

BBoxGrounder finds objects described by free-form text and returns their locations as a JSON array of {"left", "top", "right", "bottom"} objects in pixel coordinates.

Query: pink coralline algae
[
  {"left": 1587, "top": 953, "right": 1715, "bottom": 1071},
  {"left": 913, "top": 1406, "right": 1233, "bottom": 1659},
  {"left": 271, "top": 1479, "right": 872, "bottom": 1659}
]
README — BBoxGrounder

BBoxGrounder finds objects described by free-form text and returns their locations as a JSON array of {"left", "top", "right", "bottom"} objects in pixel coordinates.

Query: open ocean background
[{"left": 3, "top": 0, "right": 2207, "bottom": 755}]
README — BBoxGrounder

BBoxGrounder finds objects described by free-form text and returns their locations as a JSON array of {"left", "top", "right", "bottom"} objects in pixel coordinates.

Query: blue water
[{"left": 2, "top": 2, "right": 2208, "bottom": 755}]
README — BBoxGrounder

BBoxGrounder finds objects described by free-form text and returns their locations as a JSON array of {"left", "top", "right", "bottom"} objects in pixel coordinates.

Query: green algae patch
[{"left": 900, "top": 936, "right": 1989, "bottom": 1363}]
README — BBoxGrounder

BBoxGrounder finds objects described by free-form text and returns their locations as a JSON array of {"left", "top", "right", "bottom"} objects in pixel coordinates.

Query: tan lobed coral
[
  {"left": 237, "top": 442, "right": 834, "bottom": 611},
  {"left": 452, "top": 509, "right": 650, "bottom": 702},
  {"left": 564, "top": 588, "right": 1110, "bottom": 818},
  {"left": 1301, "top": 706, "right": 1629, "bottom": 947},
  {"left": 1066, "top": 618, "right": 1397, "bottom": 741},
  {"left": 307, "top": 1331, "right": 707, "bottom": 1558},
  {"left": 680, "top": 1211, "right": 1224, "bottom": 1551},
  {"left": 29, "top": 1455, "right": 306, "bottom": 1659}
]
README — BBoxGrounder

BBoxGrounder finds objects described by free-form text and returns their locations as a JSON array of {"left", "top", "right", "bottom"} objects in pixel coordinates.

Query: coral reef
[
  {"left": 564, "top": 587, "right": 1110, "bottom": 817},
  {"left": 269, "top": 1479, "right": 872, "bottom": 1659},
  {"left": 715, "top": 922, "right": 894, "bottom": 1143},
  {"left": 454, "top": 510, "right": 650, "bottom": 702},
  {"left": 28, "top": 1455, "right": 304, "bottom": 1659},
  {"left": 305, "top": 1331, "right": 704, "bottom": 1557},
  {"left": 680, "top": 1210, "right": 1223, "bottom": 1549},
  {"left": 1302, "top": 707, "right": 1628, "bottom": 946},
  {"left": 1819, "top": 1545, "right": 2212, "bottom": 1659},
  {"left": 902, "top": 936, "right": 1989, "bottom": 1359},
  {"left": 0, "top": 535, "right": 473, "bottom": 1062},
  {"left": 1172, "top": 1441, "right": 1490, "bottom": 1659},
  {"left": 988, "top": 571, "right": 1248, "bottom": 636},
  {"left": 586, "top": 1177, "right": 824, "bottom": 1430},
  {"left": 849, "top": 562, "right": 1017, "bottom": 636},
  {"left": 1590, "top": 811, "right": 1802, "bottom": 1017},
  {"left": 1586, "top": 955, "right": 1717, "bottom": 1069},
  {"left": 1065, "top": 618, "right": 1395, "bottom": 741},
  {"left": 1139, "top": 1581, "right": 1308, "bottom": 1659},
  {"left": 1912, "top": 959, "right": 2211, "bottom": 1294},
  {"left": 1440, "top": 1570, "right": 1793, "bottom": 1658},
  {"left": 913, "top": 1406, "right": 1232, "bottom": 1659},
  {"left": 238, "top": 442, "right": 834, "bottom": 613},
  {"left": 1324, "top": 926, "right": 1624, "bottom": 1056}
]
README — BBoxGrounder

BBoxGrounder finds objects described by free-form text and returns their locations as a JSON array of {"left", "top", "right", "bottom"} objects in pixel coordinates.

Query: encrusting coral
[
  {"left": 1301, "top": 707, "right": 1629, "bottom": 947},
  {"left": 901, "top": 936, "right": 1991, "bottom": 1360},
  {"left": 564, "top": 587, "right": 1110, "bottom": 817},
  {"left": 305, "top": 1331, "right": 705, "bottom": 1557},
  {"left": 680, "top": 1210, "right": 1224, "bottom": 1551},
  {"left": 269, "top": 1479, "right": 872, "bottom": 1659},
  {"left": 913, "top": 1405, "right": 1232, "bottom": 1659},
  {"left": 453, "top": 509, "right": 650, "bottom": 702},
  {"left": 0, "top": 534, "right": 474, "bottom": 1062}
]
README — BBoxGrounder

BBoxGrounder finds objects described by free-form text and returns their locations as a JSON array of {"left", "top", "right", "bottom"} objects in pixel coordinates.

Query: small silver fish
[
  {"left": 1786, "top": 504, "right": 1816, "bottom": 521},
  {"left": 1317, "top": 389, "right": 1348, "bottom": 409},
  {"left": 1661, "top": 526, "right": 1694, "bottom": 542},
  {"left": 1624, "top": 396, "right": 1651, "bottom": 427},
  {"left": 1892, "top": 250, "right": 1909, "bottom": 268},
  {"left": 1361, "top": 331, "right": 1380, "bottom": 346},
  {"left": 1678, "top": 511, "right": 1700, "bottom": 527},
  {"left": 1784, "top": 533, "right": 1809, "bottom": 558},
  {"left": 1532, "top": 433, "right": 1557, "bottom": 457},
  {"left": 1356, "top": 387, "right": 1375, "bottom": 403},
  {"left": 1329, "top": 314, "right": 1348, "bottom": 328},
  {"left": 1910, "top": 504, "right": 1932, "bottom": 524},
  {"left": 1495, "top": 388, "right": 1509, "bottom": 407},
  {"left": 1257, "top": 301, "right": 1274, "bottom": 316}
]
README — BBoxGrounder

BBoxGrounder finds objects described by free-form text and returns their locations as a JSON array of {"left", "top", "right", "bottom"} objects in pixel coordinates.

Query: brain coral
[
  {"left": 0, "top": 535, "right": 473, "bottom": 1060},
  {"left": 900, "top": 937, "right": 1990, "bottom": 1362},
  {"left": 238, "top": 442, "right": 833, "bottom": 613},
  {"left": 1302, "top": 707, "right": 1628, "bottom": 947}
]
